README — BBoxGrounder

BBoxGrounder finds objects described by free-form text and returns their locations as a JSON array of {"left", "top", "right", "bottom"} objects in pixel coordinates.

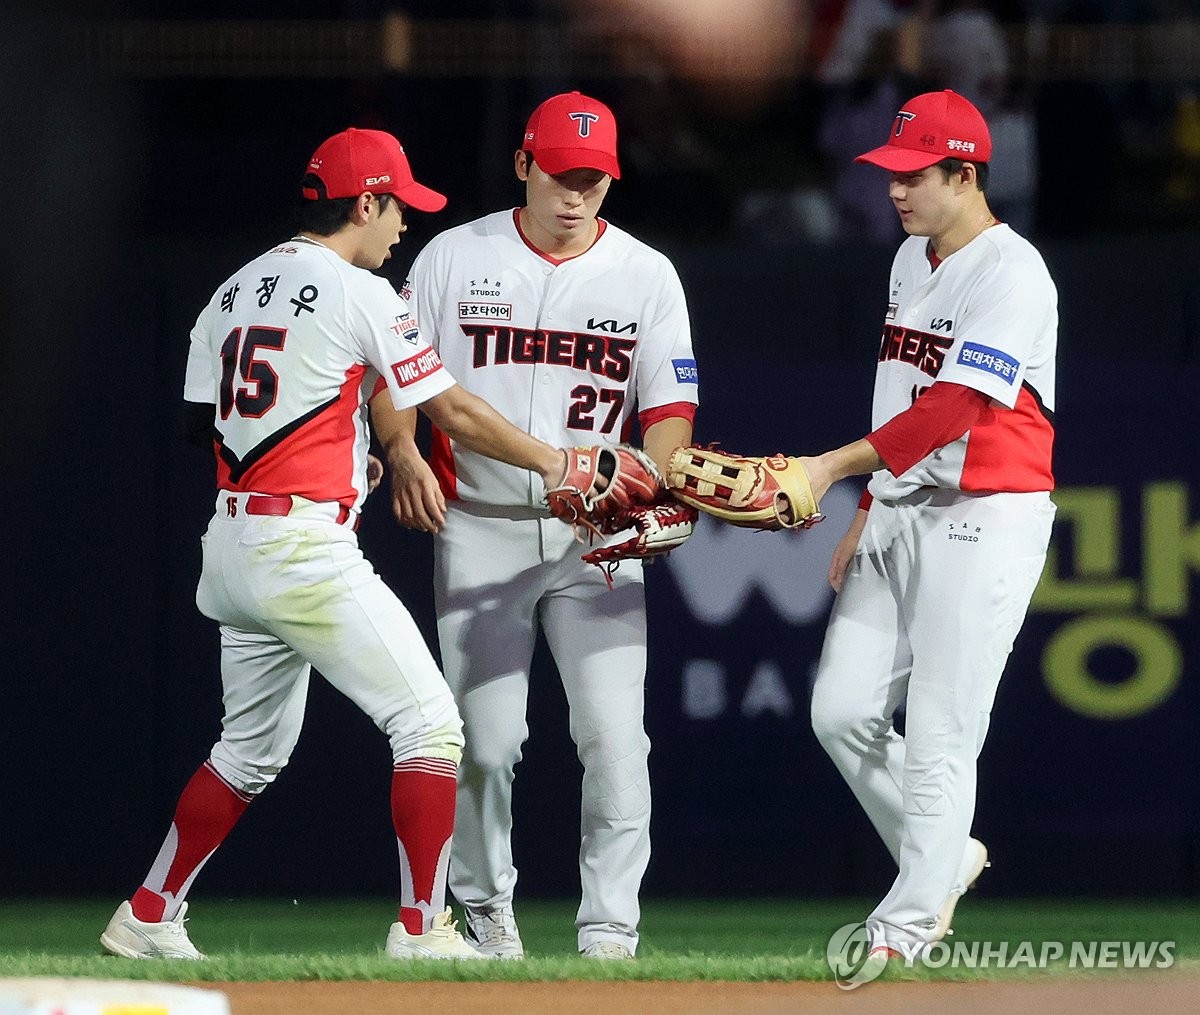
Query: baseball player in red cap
[
  {"left": 778, "top": 90, "right": 1058, "bottom": 958},
  {"left": 372, "top": 91, "right": 699, "bottom": 959},
  {"left": 100, "top": 127, "right": 584, "bottom": 960}
]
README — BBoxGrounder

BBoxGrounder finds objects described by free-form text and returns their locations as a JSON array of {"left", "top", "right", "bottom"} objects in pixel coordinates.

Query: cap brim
[
  {"left": 531, "top": 148, "right": 621, "bottom": 180},
  {"left": 395, "top": 180, "right": 448, "bottom": 213},
  {"left": 854, "top": 145, "right": 945, "bottom": 172}
]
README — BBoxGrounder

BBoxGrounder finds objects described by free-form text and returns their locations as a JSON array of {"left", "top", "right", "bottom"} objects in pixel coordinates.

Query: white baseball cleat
[
  {"left": 581, "top": 941, "right": 634, "bottom": 960},
  {"left": 464, "top": 905, "right": 525, "bottom": 960},
  {"left": 934, "top": 837, "right": 990, "bottom": 940},
  {"left": 385, "top": 908, "right": 489, "bottom": 960},
  {"left": 100, "top": 900, "right": 206, "bottom": 960}
]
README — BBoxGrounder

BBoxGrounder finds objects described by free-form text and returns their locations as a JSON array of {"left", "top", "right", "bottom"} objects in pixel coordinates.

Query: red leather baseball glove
[{"left": 546, "top": 444, "right": 664, "bottom": 539}]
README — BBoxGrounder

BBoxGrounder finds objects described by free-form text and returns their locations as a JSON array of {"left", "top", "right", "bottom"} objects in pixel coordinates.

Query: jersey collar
[{"left": 512, "top": 208, "right": 608, "bottom": 266}]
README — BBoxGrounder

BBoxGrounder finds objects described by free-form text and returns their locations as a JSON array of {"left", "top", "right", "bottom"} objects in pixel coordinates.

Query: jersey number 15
[{"left": 219, "top": 326, "right": 286, "bottom": 419}]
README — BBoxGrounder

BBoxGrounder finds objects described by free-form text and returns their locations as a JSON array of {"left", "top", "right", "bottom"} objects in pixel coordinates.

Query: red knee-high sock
[
  {"left": 131, "top": 761, "right": 253, "bottom": 922},
  {"left": 392, "top": 758, "right": 458, "bottom": 935}
]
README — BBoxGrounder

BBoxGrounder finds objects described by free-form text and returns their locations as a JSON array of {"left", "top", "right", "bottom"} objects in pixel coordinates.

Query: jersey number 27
[{"left": 567, "top": 384, "right": 625, "bottom": 433}]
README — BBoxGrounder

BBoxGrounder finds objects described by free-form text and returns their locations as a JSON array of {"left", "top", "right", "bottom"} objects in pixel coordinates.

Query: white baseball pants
[
  {"left": 811, "top": 488, "right": 1055, "bottom": 949},
  {"left": 435, "top": 503, "right": 651, "bottom": 954},
  {"left": 196, "top": 492, "right": 463, "bottom": 796}
]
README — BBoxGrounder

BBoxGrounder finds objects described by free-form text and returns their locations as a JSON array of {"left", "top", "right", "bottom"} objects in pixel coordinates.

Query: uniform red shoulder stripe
[
  {"left": 960, "top": 383, "right": 1055, "bottom": 492},
  {"left": 638, "top": 400, "right": 697, "bottom": 433},
  {"left": 215, "top": 365, "right": 368, "bottom": 506}
]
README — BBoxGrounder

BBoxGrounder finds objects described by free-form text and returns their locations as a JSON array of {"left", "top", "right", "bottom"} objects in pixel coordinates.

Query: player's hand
[
  {"left": 366, "top": 454, "right": 384, "bottom": 494},
  {"left": 387, "top": 444, "right": 447, "bottom": 533},
  {"left": 829, "top": 508, "right": 869, "bottom": 593}
]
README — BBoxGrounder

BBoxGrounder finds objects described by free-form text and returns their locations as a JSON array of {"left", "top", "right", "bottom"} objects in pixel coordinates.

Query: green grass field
[{"left": 2, "top": 898, "right": 1198, "bottom": 982}]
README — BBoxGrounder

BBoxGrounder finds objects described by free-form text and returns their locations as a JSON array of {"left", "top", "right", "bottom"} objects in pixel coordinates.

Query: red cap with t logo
[
  {"left": 522, "top": 91, "right": 621, "bottom": 179},
  {"left": 855, "top": 90, "right": 992, "bottom": 172},
  {"left": 302, "top": 128, "right": 447, "bottom": 212}
]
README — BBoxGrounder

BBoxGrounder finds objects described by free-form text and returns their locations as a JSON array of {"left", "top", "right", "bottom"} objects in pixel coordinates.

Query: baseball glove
[
  {"left": 581, "top": 497, "right": 698, "bottom": 585},
  {"left": 546, "top": 444, "right": 664, "bottom": 539},
  {"left": 665, "top": 445, "right": 824, "bottom": 531}
]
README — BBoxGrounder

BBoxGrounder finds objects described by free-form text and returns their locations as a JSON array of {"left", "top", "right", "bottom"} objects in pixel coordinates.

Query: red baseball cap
[
  {"left": 302, "top": 128, "right": 447, "bottom": 212},
  {"left": 855, "top": 90, "right": 992, "bottom": 172},
  {"left": 522, "top": 91, "right": 621, "bottom": 179}
]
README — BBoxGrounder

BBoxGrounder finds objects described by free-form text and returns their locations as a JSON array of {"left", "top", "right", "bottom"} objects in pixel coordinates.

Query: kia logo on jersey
[
  {"left": 587, "top": 316, "right": 638, "bottom": 334},
  {"left": 569, "top": 111, "right": 600, "bottom": 137}
]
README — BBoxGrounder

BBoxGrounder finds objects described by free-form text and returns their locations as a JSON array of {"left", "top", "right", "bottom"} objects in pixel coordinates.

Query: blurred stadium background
[{"left": 1, "top": 0, "right": 1197, "bottom": 913}]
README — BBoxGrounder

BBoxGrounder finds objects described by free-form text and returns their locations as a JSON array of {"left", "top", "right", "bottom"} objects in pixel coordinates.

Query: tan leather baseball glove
[{"left": 665, "top": 445, "right": 824, "bottom": 531}]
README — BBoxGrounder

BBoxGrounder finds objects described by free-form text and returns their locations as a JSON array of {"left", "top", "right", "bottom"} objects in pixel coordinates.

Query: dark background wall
[{"left": 2, "top": 2, "right": 1197, "bottom": 902}]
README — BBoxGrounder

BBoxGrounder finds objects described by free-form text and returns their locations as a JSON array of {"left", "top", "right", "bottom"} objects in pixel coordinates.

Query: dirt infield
[{"left": 218, "top": 974, "right": 1200, "bottom": 1015}]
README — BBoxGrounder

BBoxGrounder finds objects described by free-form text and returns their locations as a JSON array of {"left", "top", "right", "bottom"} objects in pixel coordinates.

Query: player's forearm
[
  {"left": 804, "top": 439, "right": 885, "bottom": 498},
  {"left": 370, "top": 398, "right": 420, "bottom": 457},
  {"left": 642, "top": 416, "right": 693, "bottom": 476},
  {"left": 422, "top": 385, "right": 565, "bottom": 487}
]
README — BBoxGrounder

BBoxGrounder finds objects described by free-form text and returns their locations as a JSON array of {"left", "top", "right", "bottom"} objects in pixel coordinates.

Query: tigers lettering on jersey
[
  {"left": 462, "top": 324, "right": 634, "bottom": 382},
  {"left": 878, "top": 324, "right": 954, "bottom": 377}
]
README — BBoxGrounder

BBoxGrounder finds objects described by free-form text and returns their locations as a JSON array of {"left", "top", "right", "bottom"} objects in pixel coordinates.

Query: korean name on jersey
[{"left": 183, "top": 239, "right": 453, "bottom": 511}]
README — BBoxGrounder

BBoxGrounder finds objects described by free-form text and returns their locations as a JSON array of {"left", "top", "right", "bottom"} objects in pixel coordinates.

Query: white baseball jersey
[
  {"left": 183, "top": 237, "right": 453, "bottom": 511},
  {"left": 869, "top": 223, "right": 1057, "bottom": 500},
  {"left": 404, "top": 209, "right": 699, "bottom": 507}
]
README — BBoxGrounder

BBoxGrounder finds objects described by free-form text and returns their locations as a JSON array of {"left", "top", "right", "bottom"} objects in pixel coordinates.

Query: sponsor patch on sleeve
[
  {"left": 391, "top": 348, "right": 444, "bottom": 387},
  {"left": 672, "top": 358, "right": 699, "bottom": 384},
  {"left": 399, "top": 279, "right": 413, "bottom": 301},
  {"left": 389, "top": 315, "right": 420, "bottom": 345},
  {"left": 956, "top": 342, "right": 1020, "bottom": 384}
]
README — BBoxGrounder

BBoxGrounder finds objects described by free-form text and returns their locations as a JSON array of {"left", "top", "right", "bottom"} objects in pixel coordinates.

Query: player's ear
[
  {"left": 353, "top": 191, "right": 374, "bottom": 224},
  {"left": 514, "top": 150, "right": 531, "bottom": 182}
]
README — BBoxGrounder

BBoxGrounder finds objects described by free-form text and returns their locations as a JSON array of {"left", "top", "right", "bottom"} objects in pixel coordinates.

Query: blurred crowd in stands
[
  {"left": 34, "top": 0, "right": 1200, "bottom": 248},
  {"left": 570, "top": 0, "right": 1200, "bottom": 245}
]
